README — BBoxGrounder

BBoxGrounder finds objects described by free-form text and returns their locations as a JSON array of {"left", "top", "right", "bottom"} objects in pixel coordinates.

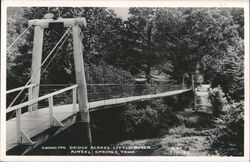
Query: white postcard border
[{"left": 1, "top": 0, "right": 249, "bottom": 161}]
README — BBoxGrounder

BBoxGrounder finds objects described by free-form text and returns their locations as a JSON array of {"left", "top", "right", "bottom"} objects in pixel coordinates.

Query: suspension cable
[
  {"left": 7, "top": 22, "right": 34, "bottom": 52},
  {"left": 7, "top": 29, "right": 71, "bottom": 119},
  {"left": 7, "top": 26, "right": 73, "bottom": 109},
  {"left": 41, "top": 30, "right": 71, "bottom": 75},
  {"left": 40, "top": 26, "right": 73, "bottom": 68},
  {"left": 7, "top": 92, "right": 29, "bottom": 120}
]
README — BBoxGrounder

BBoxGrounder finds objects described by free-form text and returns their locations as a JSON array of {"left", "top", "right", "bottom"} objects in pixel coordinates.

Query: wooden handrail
[
  {"left": 6, "top": 84, "right": 37, "bottom": 94},
  {"left": 6, "top": 85, "right": 78, "bottom": 113}
]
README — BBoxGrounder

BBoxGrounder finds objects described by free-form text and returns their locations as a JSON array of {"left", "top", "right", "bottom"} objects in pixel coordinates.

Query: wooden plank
[
  {"left": 6, "top": 89, "right": 191, "bottom": 151},
  {"left": 28, "top": 18, "right": 86, "bottom": 28},
  {"left": 6, "top": 105, "right": 76, "bottom": 151}
]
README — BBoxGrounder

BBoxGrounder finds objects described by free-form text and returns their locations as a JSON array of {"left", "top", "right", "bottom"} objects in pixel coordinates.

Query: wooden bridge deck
[{"left": 6, "top": 89, "right": 190, "bottom": 151}]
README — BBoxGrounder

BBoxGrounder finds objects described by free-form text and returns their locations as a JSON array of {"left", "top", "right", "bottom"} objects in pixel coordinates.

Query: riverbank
[
  {"left": 117, "top": 107, "right": 215, "bottom": 156},
  {"left": 117, "top": 124, "right": 214, "bottom": 156},
  {"left": 117, "top": 85, "right": 214, "bottom": 156}
]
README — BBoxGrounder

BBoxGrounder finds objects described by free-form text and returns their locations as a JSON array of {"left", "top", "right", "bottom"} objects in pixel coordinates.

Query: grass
[{"left": 117, "top": 125, "right": 214, "bottom": 156}]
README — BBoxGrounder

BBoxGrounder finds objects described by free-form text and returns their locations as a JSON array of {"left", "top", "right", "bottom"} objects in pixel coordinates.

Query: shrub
[
  {"left": 163, "top": 91, "right": 194, "bottom": 111},
  {"left": 210, "top": 101, "right": 244, "bottom": 156},
  {"left": 120, "top": 100, "right": 180, "bottom": 139},
  {"left": 194, "top": 94, "right": 202, "bottom": 110},
  {"left": 195, "top": 95, "right": 201, "bottom": 105},
  {"left": 120, "top": 103, "right": 159, "bottom": 138},
  {"left": 176, "top": 91, "right": 195, "bottom": 111},
  {"left": 208, "top": 86, "right": 228, "bottom": 117},
  {"left": 152, "top": 100, "right": 180, "bottom": 133},
  {"left": 208, "top": 86, "right": 244, "bottom": 155}
]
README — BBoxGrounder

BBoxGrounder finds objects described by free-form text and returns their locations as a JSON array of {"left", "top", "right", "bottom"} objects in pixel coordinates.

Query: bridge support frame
[
  {"left": 48, "top": 96, "right": 64, "bottom": 127},
  {"left": 28, "top": 17, "right": 91, "bottom": 147},
  {"left": 30, "top": 25, "right": 44, "bottom": 111},
  {"left": 72, "top": 24, "right": 92, "bottom": 147},
  {"left": 16, "top": 109, "right": 35, "bottom": 145},
  {"left": 28, "top": 86, "right": 33, "bottom": 112},
  {"left": 28, "top": 18, "right": 86, "bottom": 112}
]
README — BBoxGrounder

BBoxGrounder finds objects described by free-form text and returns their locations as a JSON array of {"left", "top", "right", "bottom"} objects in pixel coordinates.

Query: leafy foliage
[
  {"left": 211, "top": 43, "right": 244, "bottom": 101},
  {"left": 7, "top": 7, "right": 131, "bottom": 88},
  {"left": 208, "top": 86, "right": 228, "bottom": 117},
  {"left": 7, "top": 8, "right": 31, "bottom": 88},
  {"left": 7, "top": 7, "right": 244, "bottom": 87},
  {"left": 163, "top": 91, "right": 194, "bottom": 111},
  {"left": 105, "top": 8, "right": 164, "bottom": 82},
  {"left": 208, "top": 87, "right": 244, "bottom": 155},
  {"left": 210, "top": 101, "right": 244, "bottom": 156},
  {"left": 195, "top": 95, "right": 201, "bottom": 105},
  {"left": 6, "top": 7, "right": 244, "bottom": 156},
  {"left": 120, "top": 100, "right": 180, "bottom": 139}
]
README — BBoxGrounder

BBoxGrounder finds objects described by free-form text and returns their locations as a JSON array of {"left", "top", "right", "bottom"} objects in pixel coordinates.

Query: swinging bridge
[{"left": 6, "top": 16, "right": 193, "bottom": 155}]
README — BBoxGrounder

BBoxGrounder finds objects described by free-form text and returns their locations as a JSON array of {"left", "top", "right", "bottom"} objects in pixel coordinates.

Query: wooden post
[
  {"left": 192, "top": 74, "right": 196, "bottom": 110},
  {"left": 192, "top": 74, "right": 195, "bottom": 92},
  {"left": 72, "top": 24, "right": 92, "bottom": 146},
  {"left": 49, "top": 96, "right": 54, "bottom": 126},
  {"left": 16, "top": 109, "right": 22, "bottom": 143},
  {"left": 72, "top": 87, "right": 77, "bottom": 113},
  {"left": 182, "top": 75, "right": 185, "bottom": 89},
  {"left": 28, "top": 86, "right": 33, "bottom": 112},
  {"left": 31, "top": 26, "right": 44, "bottom": 111}
]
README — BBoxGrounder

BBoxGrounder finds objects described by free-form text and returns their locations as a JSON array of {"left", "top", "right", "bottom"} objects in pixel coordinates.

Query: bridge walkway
[{"left": 6, "top": 88, "right": 190, "bottom": 152}]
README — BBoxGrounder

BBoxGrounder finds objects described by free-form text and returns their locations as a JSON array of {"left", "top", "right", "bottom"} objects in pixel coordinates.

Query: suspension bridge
[{"left": 6, "top": 16, "right": 193, "bottom": 155}]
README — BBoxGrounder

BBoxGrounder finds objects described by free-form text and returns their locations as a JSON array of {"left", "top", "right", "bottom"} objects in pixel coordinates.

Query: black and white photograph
[{"left": 1, "top": 0, "right": 249, "bottom": 161}]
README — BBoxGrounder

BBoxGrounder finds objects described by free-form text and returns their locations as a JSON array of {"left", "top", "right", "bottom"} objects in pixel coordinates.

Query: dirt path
[{"left": 195, "top": 84, "right": 212, "bottom": 113}]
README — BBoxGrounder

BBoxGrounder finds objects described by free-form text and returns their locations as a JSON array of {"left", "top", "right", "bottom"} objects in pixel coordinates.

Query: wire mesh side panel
[
  {"left": 86, "top": 83, "right": 184, "bottom": 102},
  {"left": 34, "top": 83, "right": 186, "bottom": 110},
  {"left": 87, "top": 84, "right": 136, "bottom": 102}
]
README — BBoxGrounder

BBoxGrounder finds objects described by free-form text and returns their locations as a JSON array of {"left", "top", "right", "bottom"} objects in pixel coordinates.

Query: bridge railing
[
  {"left": 6, "top": 84, "right": 38, "bottom": 109},
  {"left": 7, "top": 83, "right": 189, "bottom": 111},
  {"left": 37, "top": 84, "right": 75, "bottom": 108},
  {"left": 6, "top": 82, "right": 189, "bottom": 144},
  {"left": 6, "top": 84, "right": 37, "bottom": 94},
  {"left": 87, "top": 83, "right": 188, "bottom": 102},
  {"left": 6, "top": 84, "right": 78, "bottom": 144}
]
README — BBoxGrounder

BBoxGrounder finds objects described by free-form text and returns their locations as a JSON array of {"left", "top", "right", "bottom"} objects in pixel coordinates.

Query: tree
[
  {"left": 7, "top": 7, "right": 130, "bottom": 88},
  {"left": 7, "top": 7, "right": 31, "bottom": 89},
  {"left": 154, "top": 8, "right": 243, "bottom": 83},
  {"left": 211, "top": 40, "right": 244, "bottom": 101},
  {"left": 106, "top": 8, "right": 166, "bottom": 83}
]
